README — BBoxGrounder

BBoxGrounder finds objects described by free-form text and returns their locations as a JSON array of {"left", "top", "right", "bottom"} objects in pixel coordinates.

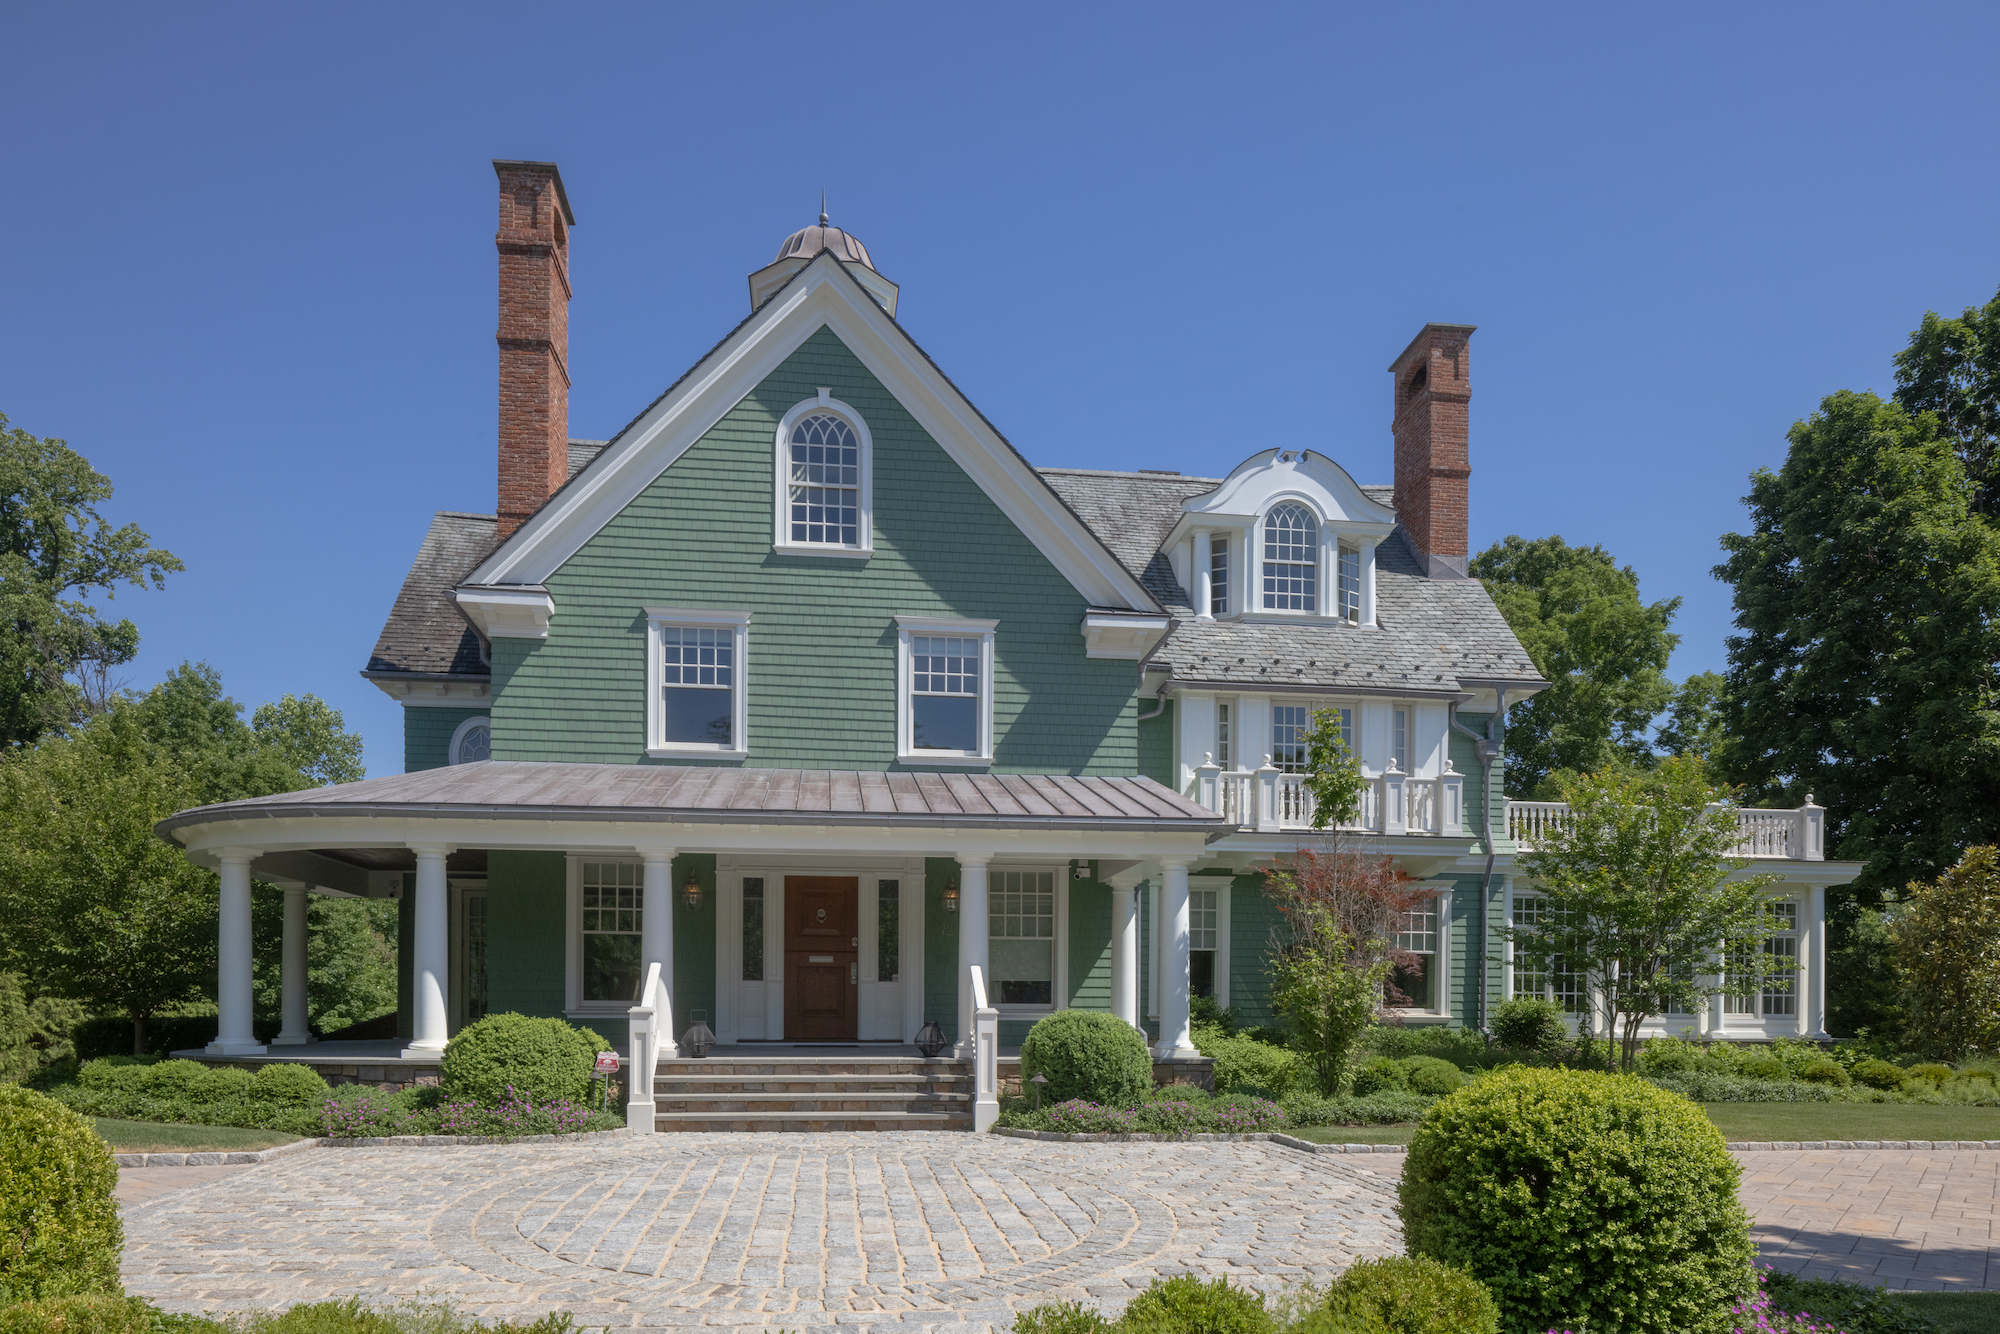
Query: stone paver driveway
[{"left": 122, "top": 1134, "right": 1403, "bottom": 1331}]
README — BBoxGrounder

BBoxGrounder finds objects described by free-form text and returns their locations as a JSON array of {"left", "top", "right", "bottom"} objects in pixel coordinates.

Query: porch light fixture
[
  {"left": 942, "top": 879, "right": 958, "bottom": 914},
  {"left": 915, "top": 1019, "right": 949, "bottom": 1059},
  {"left": 683, "top": 871, "right": 703, "bottom": 911}
]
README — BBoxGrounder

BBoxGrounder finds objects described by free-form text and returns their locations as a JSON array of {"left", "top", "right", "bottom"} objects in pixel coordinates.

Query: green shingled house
[{"left": 160, "top": 162, "right": 1858, "bottom": 1125}]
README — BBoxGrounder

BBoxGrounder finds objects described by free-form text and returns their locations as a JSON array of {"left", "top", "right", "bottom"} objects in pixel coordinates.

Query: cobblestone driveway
[{"left": 122, "top": 1135, "right": 1403, "bottom": 1331}]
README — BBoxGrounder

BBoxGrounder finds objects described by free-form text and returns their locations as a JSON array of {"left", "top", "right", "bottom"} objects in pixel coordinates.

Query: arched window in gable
[
  {"left": 773, "top": 393, "right": 874, "bottom": 556},
  {"left": 1261, "top": 502, "right": 1319, "bottom": 611}
]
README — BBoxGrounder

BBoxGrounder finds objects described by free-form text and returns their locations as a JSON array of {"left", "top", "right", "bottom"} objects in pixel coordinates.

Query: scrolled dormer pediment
[{"left": 1167, "top": 449, "right": 1395, "bottom": 546}]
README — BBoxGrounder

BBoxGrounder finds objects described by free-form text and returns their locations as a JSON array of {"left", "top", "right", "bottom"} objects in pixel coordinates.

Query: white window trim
[
  {"left": 987, "top": 864, "right": 1068, "bottom": 1020},
  {"left": 645, "top": 606, "right": 751, "bottom": 761},
  {"left": 564, "top": 855, "right": 645, "bottom": 1018},
  {"left": 1256, "top": 496, "right": 1324, "bottom": 617},
  {"left": 772, "top": 389, "right": 874, "bottom": 559},
  {"left": 1188, "top": 877, "right": 1231, "bottom": 1009},
  {"left": 1388, "top": 884, "right": 1454, "bottom": 1020},
  {"left": 895, "top": 614, "right": 997, "bottom": 766},
  {"left": 447, "top": 714, "right": 492, "bottom": 766}
]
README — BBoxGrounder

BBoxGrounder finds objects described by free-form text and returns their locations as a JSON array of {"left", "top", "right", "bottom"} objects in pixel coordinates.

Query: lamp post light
[{"left": 1030, "top": 1072, "right": 1048, "bottom": 1112}]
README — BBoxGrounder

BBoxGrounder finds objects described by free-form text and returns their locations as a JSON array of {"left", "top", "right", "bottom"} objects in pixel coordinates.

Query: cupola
[{"left": 747, "top": 206, "right": 899, "bottom": 316}]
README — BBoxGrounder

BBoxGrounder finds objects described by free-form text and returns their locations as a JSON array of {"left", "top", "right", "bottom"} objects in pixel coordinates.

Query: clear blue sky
[{"left": 4, "top": 4, "right": 1996, "bottom": 777}]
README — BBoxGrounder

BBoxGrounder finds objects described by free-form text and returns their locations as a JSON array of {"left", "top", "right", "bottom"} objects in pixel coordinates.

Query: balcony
[
  {"left": 1506, "top": 798, "right": 1825, "bottom": 862},
  {"left": 1193, "top": 756, "right": 1466, "bottom": 836}
]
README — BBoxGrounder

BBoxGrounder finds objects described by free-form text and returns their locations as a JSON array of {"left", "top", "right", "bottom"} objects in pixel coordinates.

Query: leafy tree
[
  {"left": 1655, "top": 670, "right": 1727, "bottom": 762},
  {"left": 0, "top": 971, "right": 86, "bottom": 1083},
  {"left": 1301, "top": 706, "right": 1367, "bottom": 830},
  {"left": 1471, "top": 535, "right": 1681, "bottom": 798},
  {"left": 252, "top": 693, "right": 365, "bottom": 787},
  {"left": 0, "top": 414, "right": 182, "bottom": 748},
  {"left": 250, "top": 894, "right": 397, "bottom": 1032},
  {"left": 1893, "top": 283, "right": 2000, "bottom": 515},
  {"left": 1892, "top": 845, "right": 2000, "bottom": 1060},
  {"left": 1500, "top": 758, "right": 1781, "bottom": 1071},
  {"left": 1714, "top": 390, "right": 2000, "bottom": 897}
]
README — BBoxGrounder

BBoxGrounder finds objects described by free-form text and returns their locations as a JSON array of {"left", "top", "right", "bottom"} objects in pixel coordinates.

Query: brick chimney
[
  {"left": 1389, "top": 322, "right": 1475, "bottom": 579},
  {"left": 494, "top": 160, "right": 575, "bottom": 541}
]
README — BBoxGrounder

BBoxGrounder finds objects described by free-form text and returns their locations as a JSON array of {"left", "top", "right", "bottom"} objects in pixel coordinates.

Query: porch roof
[{"left": 156, "top": 760, "right": 1229, "bottom": 840}]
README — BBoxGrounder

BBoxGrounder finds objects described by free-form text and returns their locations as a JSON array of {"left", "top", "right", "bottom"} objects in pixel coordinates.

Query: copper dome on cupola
[
  {"left": 773, "top": 213, "right": 877, "bottom": 271},
  {"left": 747, "top": 203, "right": 899, "bottom": 317}
]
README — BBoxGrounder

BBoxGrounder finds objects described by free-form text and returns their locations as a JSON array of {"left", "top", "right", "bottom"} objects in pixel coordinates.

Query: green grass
[
  {"left": 1900, "top": 1290, "right": 2000, "bottom": 1333},
  {"left": 1701, "top": 1103, "right": 2000, "bottom": 1142},
  {"left": 89, "top": 1117, "right": 301, "bottom": 1152}
]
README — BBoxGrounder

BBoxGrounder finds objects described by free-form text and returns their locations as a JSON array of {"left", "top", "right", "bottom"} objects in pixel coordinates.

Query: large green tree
[
  {"left": 1471, "top": 535, "right": 1682, "bottom": 797},
  {"left": 0, "top": 413, "right": 181, "bottom": 747},
  {"left": 1893, "top": 283, "right": 2000, "bottom": 515}
]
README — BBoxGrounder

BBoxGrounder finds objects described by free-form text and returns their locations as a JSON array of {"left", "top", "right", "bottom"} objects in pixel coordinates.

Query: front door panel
[{"left": 784, "top": 876, "right": 858, "bottom": 1041}]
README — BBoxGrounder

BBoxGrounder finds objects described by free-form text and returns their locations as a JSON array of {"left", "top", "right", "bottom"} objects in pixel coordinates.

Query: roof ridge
[
  {"left": 1035, "top": 466, "right": 1225, "bottom": 482},
  {"left": 436, "top": 510, "right": 498, "bottom": 521}
]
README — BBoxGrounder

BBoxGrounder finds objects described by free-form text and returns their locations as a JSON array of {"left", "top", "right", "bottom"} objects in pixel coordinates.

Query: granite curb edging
[
  {"left": 111, "top": 1125, "right": 634, "bottom": 1167},
  {"left": 992, "top": 1127, "right": 2000, "bottom": 1156}
]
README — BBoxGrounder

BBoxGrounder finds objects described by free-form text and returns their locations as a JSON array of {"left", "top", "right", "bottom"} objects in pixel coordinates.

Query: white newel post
[
  {"left": 626, "top": 960, "right": 661, "bottom": 1132},
  {"left": 955, "top": 855, "right": 990, "bottom": 1057},
  {"left": 1196, "top": 753, "right": 1221, "bottom": 814},
  {"left": 1383, "top": 763, "right": 1407, "bottom": 836},
  {"left": 404, "top": 845, "right": 450, "bottom": 1057},
  {"left": 1156, "top": 857, "right": 1198, "bottom": 1059},
  {"left": 207, "top": 849, "right": 266, "bottom": 1056},
  {"left": 1438, "top": 762, "right": 1464, "bottom": 837},
  {"left": 642, "top": 850, "right": 679, "bottom": 1055},
  {"left": 273, "top": 885, "right": 313, "bottom": 1046},
  {"left": 1806, "top": 885, "right": 1828, "bottom": 1038},
  {"left": 1193, "top": 528, "right": 1214, "bottom": 622},
  {"left": 1799, "top": 795, "right": 1825, "bottom": 862},
  {"left": 1255, "top": 755, "right": 1281, "bottom": 833},
  {"left": 1109, "top": 867, "right": 1143, "bottom": 1031}
]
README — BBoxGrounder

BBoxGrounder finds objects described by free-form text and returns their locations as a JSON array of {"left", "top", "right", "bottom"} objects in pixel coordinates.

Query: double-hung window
[
  {"left": 895, "top": 616, "right": 996, "bottom": 764},
  {"left": 1337, "top": 546, "right": 1361, "bottom": 622},
  {"left": 1272, "top": 702, "right": 1351, "bottom": 773},
  {"left": 646, "top": 609, "right": 750, "bottom": 759},
  {"left": 1209, "top": 538, "right": 1230, "bottom": 615},
  {"left": 577, "top": 860, "right": 642, "bottom": 1007},
  {"left": 989, "top": 870, "right": 1057, "bottom": 1008},
  {"left": 773, "top": 393, "right": 873, "bottom": 556},
  {"left": 1189, "top": 886, "right": 1219, "bottom": 999},
  {"left": 1513, "top": 895, "right": 1586, "bottom": 1014},
  {"left": 1262, "top": 502, "right": 1319, "bottom": 610},
  {"left": 1392, "top": 898, "right": 1439, "bottom": 1010}
]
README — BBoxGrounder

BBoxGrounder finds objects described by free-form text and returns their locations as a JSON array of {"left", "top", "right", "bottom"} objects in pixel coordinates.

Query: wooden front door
[{"left": 784, "top": 876, "right": 859, "bottom": 1041}]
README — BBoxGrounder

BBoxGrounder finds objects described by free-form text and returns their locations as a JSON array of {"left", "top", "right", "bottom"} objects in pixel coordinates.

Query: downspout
[
  {"left": 1449, "top": 685, "right": 1509, "bottom": 1033},
  {"left": 1135, "top": 668, "right": 1173, "bottom": 721}
]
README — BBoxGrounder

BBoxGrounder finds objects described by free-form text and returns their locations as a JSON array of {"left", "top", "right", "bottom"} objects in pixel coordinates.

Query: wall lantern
[
  {"left": 683, "top": 871, "right": 704, "bottom": 911},
  {"left": 942, "top": 878, "right": 959, "bottom": 914}
]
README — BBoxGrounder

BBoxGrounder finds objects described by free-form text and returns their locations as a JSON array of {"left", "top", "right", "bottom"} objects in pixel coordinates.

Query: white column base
[
  {"left": 205, "top": 1039, "right": 268, "bottom": 1057},
  {"left": 398, "top": 1041, "right": 447, "bottom": 1060},
  {"left": 269, "top": 1034, "right": 317, "bottom": 1047},
  {"left": 626, "top": 1098, "right": 655, "bottom": 1130}
]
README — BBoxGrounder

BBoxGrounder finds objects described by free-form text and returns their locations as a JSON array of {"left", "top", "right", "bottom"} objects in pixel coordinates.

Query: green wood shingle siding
[
  {"left": 1226, "top": 875, "right": 1278, "bottom": 1027},
  {"left": 489, "top": 326, "right": 1141, "bottom": 772},
  {"left": 1138, "top": 701, "right": 1174, "bottom": 787},
  {"left": 485, "top": 852, "right": 565, "bottom": 1018},
  {"left": 405, "top": 707, "right": 488, "bottom": 773}
]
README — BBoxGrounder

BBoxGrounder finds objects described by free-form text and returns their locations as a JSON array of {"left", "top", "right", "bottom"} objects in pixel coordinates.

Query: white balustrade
[
  {"left": 1507, "top": 796, "right": 1828, "bottom": 862},
  {"left": 969, "top": 964, "right": 999, "bottom": 1132},
  {"left": 625, "top": 960, "right": 664, "bottom": 1133},
  {"left": 1195, "top": 765, "right": 1458, "bottom": 836}
]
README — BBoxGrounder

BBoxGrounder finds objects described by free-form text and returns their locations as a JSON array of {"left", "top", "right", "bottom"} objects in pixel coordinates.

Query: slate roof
[{"left": 157, "top": 761, "right": 1226, "bottom": 835}]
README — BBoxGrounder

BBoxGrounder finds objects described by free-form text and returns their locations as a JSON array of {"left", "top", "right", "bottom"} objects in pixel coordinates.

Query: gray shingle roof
[{"left": 364, "top": 511, "right": 496, "bottom": 678}]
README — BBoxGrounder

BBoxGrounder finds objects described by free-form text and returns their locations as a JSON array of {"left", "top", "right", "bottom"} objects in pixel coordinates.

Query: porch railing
[
  {"left": 625, "top": 960, "right": 666, "bottom": 1133},
  {"left": 1505, "top": 797, "right": 1825, "bottom": 861},
  {"left": 1195, "top": 754, "right": 1465, "bottom": 837},
  {"left": 969, "top": 965, "right": 999, "bottom": 1132}
]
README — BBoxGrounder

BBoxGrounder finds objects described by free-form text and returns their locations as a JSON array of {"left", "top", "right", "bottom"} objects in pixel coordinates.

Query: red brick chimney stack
[
  {"left": 1389, "top": 323, "right": 1476, "bottom": 579},
  {"left": 493, "top": 160, "right": 575, "bottom": 542}
]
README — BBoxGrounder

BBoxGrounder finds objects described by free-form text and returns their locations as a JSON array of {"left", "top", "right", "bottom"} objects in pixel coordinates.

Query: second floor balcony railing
[{"left": 1506, "top": 798, "right": 1825, "bottom": 861}]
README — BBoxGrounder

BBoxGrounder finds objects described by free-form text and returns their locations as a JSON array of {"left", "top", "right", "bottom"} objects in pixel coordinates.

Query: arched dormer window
[
  {"left": 773, "top": 392, "right": 873, "bottom": 557},
  {"left": 1262, "top": 502, "right": 1318, "bottom": 611}
]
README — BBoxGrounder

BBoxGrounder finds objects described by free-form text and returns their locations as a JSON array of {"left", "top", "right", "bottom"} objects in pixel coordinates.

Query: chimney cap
[
  {"left": 1387, "top": 322, "right": 1476, "bottom": 372},
  {"left": 492, "top": 160, "right": 576, "bottom": 225}
]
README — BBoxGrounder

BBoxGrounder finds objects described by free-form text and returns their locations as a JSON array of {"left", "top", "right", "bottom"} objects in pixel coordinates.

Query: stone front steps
[{"left": 654, "top": 1055, "right": 974, "bottom": 1132}]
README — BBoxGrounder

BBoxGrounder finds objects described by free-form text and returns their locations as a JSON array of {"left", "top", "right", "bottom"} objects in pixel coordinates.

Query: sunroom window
[
  {"left": 787, "top": 411, "right": 861, "bottom": 546},
  {"left": 1513, "top": 895, "right": 1586, "bottom": 1014},
  {"left": 1261, "top": 502, "right": 1318, "bottom": 611},
  {"left": 989, "top": 870, "right": 1055, "bottom": 1006},
  {"left": 1729, "top": 899, "right": 1798, "bottom": 1016}
]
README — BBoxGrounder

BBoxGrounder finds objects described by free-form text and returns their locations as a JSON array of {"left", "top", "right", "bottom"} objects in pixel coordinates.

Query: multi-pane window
[
  {"left": 740, "top": 877, "right": 765, "bottom": 981},
  {"left": 659, "top": 625, "right": 734, "bottom": 747},
  {"left": 1262, "top": 502, "right": 1318, "bottom": 610},
  {"left": 1762, "top": 900, "right": 1798, "bottom": 1016},
  {"left": 1337, "top": 546, "right": 1361, "bottom": 622},
  {"left": 453, "top": 719, "right": 491, "bottom": 765},
  {"left": 1273, "top": 703, "right": 1350, "bottom": 773},
  {"left": 465, "top": 892, "right": 488, "bottom": 1022},
  {"left": 1393, "top": 899, "right": 1438, "bottom": 1010},
  {"left": 1189, "top": 887, "right": 1219, "bottom": 999},
  {"left": 1216, "top": 702, "right": 1232, "bottom": 770},
  {"left": 1513, "top": 895, "right": 1585, "bottom": 1014},
  {"left": 911, "top": 635, "right": 980, "bottom": 752},
  {"left": 989, "top": 870, "right": 1055, "bottom": 1006},
  {"left": 1209, "top": 538, "right": 1230, "bottom": 616},
  {"left": 580, "top": 862, "right": 643, "bottom": 1003},
  {"left": 788, "top": 411, "right": 861, "bottom": 546},
  {"left": 1392, "top": 708, "right": 1409, "bottom": 772},
  {"left": 877, "top": 880, "right": 900, "bottom": 982}
]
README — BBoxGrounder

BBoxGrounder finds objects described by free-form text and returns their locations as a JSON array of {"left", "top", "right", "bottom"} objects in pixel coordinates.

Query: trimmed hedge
[
  {"left": 1400, "top": 1067, "right": 1755, "bottom": 1334},
  {"left": 438, "top": 1014, "right": 609, "bottom": 1106},
  {"left": 1487, "top": 998, "right": 1568, "bottom": 1053},
  {"left": 1310, "top": 1255, "right": 1500, "bottom": 1334},
  {"left": 1019, "top": 1011, "right": 1152, "bottom": 1106},
  {"left": 1119, "top": 1274, "right": 1273, "bottom": 1334},
  {"left": 0, "top": 1085, "right": 122, "bottom": 1302}
]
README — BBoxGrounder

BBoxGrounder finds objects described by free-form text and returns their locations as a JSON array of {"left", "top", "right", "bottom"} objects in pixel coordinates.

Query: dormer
[{"left": 1162, "top": 449, "right": 1396, "bottom": 626}]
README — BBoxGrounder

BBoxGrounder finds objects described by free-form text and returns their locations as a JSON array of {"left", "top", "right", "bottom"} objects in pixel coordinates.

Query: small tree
[
  {"left": 1302, "top": 706, "right": 1368, "bottom": 831},
  {"left": 1893, "top": 846, "right": 2000, "bottom": 1059},
  {"left": 1501, "top": 757, "right": 1782, "bottom": 1070}
]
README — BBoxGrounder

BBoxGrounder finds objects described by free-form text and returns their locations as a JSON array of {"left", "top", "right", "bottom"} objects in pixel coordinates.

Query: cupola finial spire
[{"left": 819, "top": 187, "right": 828, "bottom": 227}]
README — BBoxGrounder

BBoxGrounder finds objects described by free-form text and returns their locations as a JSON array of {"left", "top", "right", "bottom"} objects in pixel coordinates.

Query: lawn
[
  {"left": 1702, "top": 1103, "right": 2000, "bottom": 1143},
  {"left": 89, "top": 1117, "right": 303, "bottom": 1153},
  {"left": 1901, "top": 1290, "right": 2000, "bottom": 1333}
]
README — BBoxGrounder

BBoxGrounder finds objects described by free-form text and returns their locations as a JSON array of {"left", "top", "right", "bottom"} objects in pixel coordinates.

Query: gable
[{"left": 464, "top": 250, "right": 1155, "bottom": 612}]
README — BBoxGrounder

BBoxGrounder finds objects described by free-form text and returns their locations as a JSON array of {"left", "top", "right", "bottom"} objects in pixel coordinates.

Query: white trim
[
  {"left": 895, "top": 616, "right": 997, "bottom": 765},
  {"left": 1385, "top": 883, "right": 1454, "bottom": 1020},
  {"left": 372, "top": 679, "right": 491, "bottom": 707},
  {"left": 462, "top": 251, "right": 1156, "bottom": 611},
  {"left": 1081, "top": 612, "right": 1169, "bottom": 660},
  {"left": 454, "top": 586, "right": 554, "bottom": 639},
  {"left": 772, "top": 390, "right": 875, "bottom": 558},
  {"left": 1187, "top": 876, "right": 1231, "bottom": 1010},
  {"left": 645, "top": 608, "right": 751, "bottom": 761},
  {"left": 447, "top": 715, "right": 492, "bottom": 766}
]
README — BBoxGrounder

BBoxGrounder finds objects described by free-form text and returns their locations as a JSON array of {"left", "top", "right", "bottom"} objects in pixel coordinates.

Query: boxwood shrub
[
  {"left": 0, "top": 1085, "right": 123, "bottom": 1302},
  {"left": 1118, "top": 1273, "right": 1273, "bottom": 1334},
  {"left": 1399, "top": 1066, "right": 1755, "bottom": 1334},
  {"left": 1019, "top": 1010, "right": 1152, "bottom": 1106},
  {"left": 438, "top": 1013, "right": 610, "bottom": 1106},
  {"left": 1487, "top": 998, "right": 1567, "bottom": 1053},
  {"left": 1306, "top": 1254, "right": 1499, "bottom": 1334}
]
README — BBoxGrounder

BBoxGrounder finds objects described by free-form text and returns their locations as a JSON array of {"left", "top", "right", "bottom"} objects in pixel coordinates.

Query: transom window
[
  {"left": 989, "top": 871, "right": 1056, "bottom": 1006},
  {"left": 788, "top": 411, "right": 861, "bottom": 546},
  {"left": 660, "top": 625, "right": 734, "bottom": 747},
  {"left": 580, "top": 861, "right": 643, "bottom": 1004},
  {"left": 1262, "top": 502, "right": 1318, "bottom": 610},
  {"left": 911, "top": 635, "right": 980, "bottom": 752}
]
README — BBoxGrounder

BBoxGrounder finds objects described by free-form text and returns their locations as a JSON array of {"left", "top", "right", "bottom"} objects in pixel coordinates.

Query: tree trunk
[{"left": 132, "top": 1011, "right": 148, "bottom": 1057}]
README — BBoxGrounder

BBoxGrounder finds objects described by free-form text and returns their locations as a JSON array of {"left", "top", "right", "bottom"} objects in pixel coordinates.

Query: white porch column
[
  {"left": 272, "top": 885, "right": 314, "bottom": 1046},
  {"left": 207, "top": 848, "right": 266, "bottom": 1056},
  {"left": 403, "top": 844, "right": 450, "bottom": 1057},
  {"left": 1193, "top": 528, "right": 1214, "bottom": 621},
  {"left": 1155, "top": 857, "right": 1198, "bottom": 1059},
  {"left": 1108, "top": 866, "right": 1144, "bottom": 1031},
  {"left": 1806, "top": 885, "right": 1828, "bottom": 1038},
  {"left": 643, "top": 850, "right": 679, "bottom": 1055},
  {"left": 954, "top": 855, "right": 990, "bottom": 1057}
]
